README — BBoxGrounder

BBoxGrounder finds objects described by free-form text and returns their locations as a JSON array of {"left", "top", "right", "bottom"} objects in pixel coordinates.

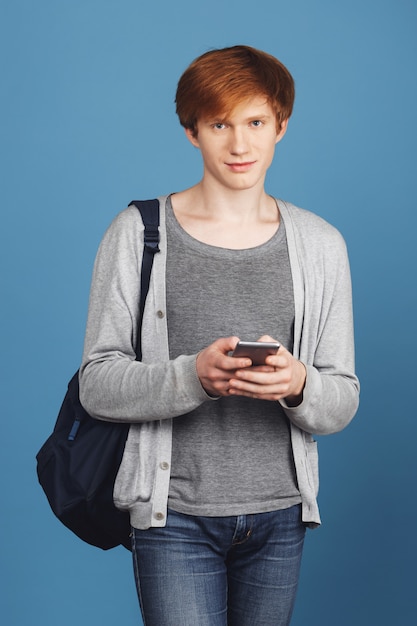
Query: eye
[
  {"left": 251, "top": 120, "right": 263, "bottom": 127},
  {"left": 213, "top": 122, "right": 226, "bottom": 130}
]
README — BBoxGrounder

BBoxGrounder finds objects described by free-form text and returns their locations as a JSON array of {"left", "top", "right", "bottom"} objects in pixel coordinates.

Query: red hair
[{"left": 175, "top": 45, "right": 295, "bottom": 135}]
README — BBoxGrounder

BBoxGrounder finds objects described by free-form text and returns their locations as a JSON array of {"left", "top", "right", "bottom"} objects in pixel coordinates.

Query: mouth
[{"left": 225, "top": 161, "right": 256, "bottom": 172}]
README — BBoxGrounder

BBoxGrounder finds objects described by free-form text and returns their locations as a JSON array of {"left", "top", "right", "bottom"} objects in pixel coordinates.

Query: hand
[
  {"left": 228, "top": 335, "right": 306, "bottom": 404},
  {"left": 196, "top": 336, "right": 252, "bottom": 397}
]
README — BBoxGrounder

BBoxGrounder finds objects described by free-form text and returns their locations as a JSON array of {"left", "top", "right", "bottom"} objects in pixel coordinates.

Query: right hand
[{"left": 196, "top": 336, "right": 252, "bottom": 397}]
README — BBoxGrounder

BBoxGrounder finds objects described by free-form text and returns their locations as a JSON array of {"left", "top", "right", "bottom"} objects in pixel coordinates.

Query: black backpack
[{"left": 36, "top": 199, "right": 160, "bottom": 550}]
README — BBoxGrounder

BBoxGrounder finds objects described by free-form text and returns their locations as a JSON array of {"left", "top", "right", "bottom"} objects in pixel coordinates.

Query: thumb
[{"left": 257, "top": 334, "right": 277, "bottom": 343}]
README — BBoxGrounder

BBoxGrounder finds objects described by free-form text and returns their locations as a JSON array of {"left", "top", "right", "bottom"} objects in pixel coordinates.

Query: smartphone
[{"left": 231, "top": 341, "right": 280, "bottom": 365}]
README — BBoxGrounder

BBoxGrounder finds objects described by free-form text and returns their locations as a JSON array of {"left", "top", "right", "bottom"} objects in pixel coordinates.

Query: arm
[
  {"left": 227, "top": 232, "right": 359, "bottom": 435},
  {"left": 79, "top": 207, "right": 213, "bottom": 422},
  {"left": 280, "top": 245, "right": 360, "bottom": 434}
]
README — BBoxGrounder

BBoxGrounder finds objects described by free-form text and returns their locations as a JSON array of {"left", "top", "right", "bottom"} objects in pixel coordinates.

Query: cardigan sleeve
[
  {"left": 79, "top": 206, "right": 213, "bottom": 423},
  {"left": 279, "top": 204, "right": 360, "bottom": 435}
]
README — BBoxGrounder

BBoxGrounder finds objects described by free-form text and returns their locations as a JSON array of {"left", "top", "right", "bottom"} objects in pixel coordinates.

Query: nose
[{"left": 229, "top": 127, "right": 249, "bottom": 155}]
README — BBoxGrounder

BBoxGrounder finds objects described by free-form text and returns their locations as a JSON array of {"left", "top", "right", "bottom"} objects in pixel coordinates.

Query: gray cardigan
[{"left": 79, "top": 195, "right": 360, "bottom": 529}]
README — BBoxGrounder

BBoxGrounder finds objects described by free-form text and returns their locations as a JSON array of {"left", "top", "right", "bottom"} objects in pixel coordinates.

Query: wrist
[{"left": 286, "top": 361, "right": 306, "bottom": 407}]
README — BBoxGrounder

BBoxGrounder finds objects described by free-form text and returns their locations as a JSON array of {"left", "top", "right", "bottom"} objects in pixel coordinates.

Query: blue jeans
[{"left": 131, "top": 505, "right": 306, "bottom": 626}]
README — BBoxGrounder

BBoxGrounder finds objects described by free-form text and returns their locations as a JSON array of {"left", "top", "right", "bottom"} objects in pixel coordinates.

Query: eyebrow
[{"left": 204, "top": 112, "right": 272, "bottom": 124}]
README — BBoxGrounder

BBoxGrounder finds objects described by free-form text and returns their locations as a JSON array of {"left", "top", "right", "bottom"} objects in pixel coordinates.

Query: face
[{"left": 185, "top": 97, "right": 287, "bottom": 193}]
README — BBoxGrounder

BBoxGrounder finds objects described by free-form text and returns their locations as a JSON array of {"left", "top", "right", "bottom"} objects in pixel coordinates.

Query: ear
[
  {"left": 275, "top": 119, "right": 289, "bottom": 144},
  {"left": 184, "top": 127, "right": 200, "bottom": 148}
]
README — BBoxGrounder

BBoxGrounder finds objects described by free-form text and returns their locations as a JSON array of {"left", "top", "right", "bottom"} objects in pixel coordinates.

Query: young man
[{"left": 79, "top": 45, "right": 359, "bottom": 626}]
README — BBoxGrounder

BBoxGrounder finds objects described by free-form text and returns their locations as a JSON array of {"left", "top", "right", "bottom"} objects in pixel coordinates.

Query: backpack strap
[{"left": 128, "top": 199, "right": 160, "bottom": 361}]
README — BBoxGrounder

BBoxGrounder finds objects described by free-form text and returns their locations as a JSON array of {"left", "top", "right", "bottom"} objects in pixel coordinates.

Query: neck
[
  {"left": 180, "top": 180, "right": 273, "bottom": 224},
  {"left": 171, "top": 181, "right": 279, "bottom": 249}
]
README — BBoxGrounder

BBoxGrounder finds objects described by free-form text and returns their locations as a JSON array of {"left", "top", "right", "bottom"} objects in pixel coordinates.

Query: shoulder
[
  {"left": 103, "top": 195, "right": 168, "bottom": 239},
  {"left": 94, "top": 196, "right": 168, "bottom": 267},
  {"left": 90, "top": 206, "right": 146, "bottom": 275},
  {"left": 104, "top": 204, "right": 145, "bottom": 236},
  {"left": 277, "top": 199, "right": 347, "bottom": 252}
]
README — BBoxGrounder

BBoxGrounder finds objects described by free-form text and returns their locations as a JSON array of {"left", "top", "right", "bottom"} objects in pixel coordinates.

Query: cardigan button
[
  {"left": 154, "top": 512, "right": 165, "bottom": 521},
  {"left": 160, "top": 461, "right": 169, "bottom": 470},
  {"left": 156, "top": 310, "right": 165, "bottom": 318}
]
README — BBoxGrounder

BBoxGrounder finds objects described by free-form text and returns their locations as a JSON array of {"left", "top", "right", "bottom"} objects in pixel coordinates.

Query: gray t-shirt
[{"left": 165, "top": 197, "right": 301, "bottom": 516}]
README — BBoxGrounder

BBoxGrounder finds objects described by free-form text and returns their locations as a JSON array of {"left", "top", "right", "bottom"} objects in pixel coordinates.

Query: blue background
[{"left": 1, "top": 1, "right": 416, "bottom": 624}]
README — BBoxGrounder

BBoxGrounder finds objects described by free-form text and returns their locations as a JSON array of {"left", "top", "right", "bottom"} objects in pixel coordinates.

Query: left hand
[{"left": 228, "top": 335, "right": 306, "bottom": 404}]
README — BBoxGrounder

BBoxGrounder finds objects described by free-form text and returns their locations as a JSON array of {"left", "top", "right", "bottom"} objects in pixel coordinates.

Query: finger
[
  {"left": 229, "top": 375, "right": 281, "bottom": 394},
  {"left": 228, "top": 381, "right": 285, "bottom": 400},
  {"left": 257, "top": 334, "right": 276, "bottom": 342},
  {"left": 264, "top": 350, "right": 291, "bottom": 369},
  {"left": 225, "top": 355, "right": 252, "bottom": 370},
  {"left": 233, "top": 367, "right": 278, "bottom": 383},
  {"left": 215, "top": 336, "right": 253, "bottom": 370}
]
